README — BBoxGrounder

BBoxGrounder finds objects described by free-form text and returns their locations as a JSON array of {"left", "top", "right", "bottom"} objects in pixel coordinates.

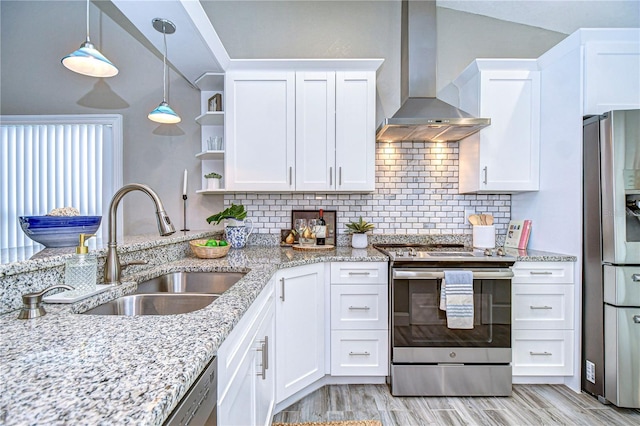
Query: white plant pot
[
  {"left": 206, "top": 178, "right": 221, "bottom": 190},
  {"left": 351, "top": 233, "right": 368, "bottom": 249}
]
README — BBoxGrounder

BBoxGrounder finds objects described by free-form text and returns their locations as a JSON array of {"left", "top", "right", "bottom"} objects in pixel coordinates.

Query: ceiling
[
  {"left": 438, "top": 0, "right": 640, "bottom": 35},
  {"left": 107, "top": 0, "right": 640, "bottom": 85}
]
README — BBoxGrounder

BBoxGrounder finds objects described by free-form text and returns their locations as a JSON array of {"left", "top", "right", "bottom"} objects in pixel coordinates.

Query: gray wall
[{"left": 0, "top": 0, "right": 223, "bottom": 238}]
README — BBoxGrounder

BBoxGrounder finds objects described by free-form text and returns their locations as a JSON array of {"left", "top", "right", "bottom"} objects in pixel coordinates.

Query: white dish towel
[{"left": 439, "top": 270, "right": 474, "bottom": 329}]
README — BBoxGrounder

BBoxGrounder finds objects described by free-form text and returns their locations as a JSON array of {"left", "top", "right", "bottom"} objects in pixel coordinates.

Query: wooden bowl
[{"left": 189, "top": 239, "right": 231, "bottom": 259}]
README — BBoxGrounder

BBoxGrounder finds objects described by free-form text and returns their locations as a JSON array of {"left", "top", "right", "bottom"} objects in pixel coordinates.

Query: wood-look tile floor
[{"left": 273, "top": 384, "right": 640, "bottom": 425}]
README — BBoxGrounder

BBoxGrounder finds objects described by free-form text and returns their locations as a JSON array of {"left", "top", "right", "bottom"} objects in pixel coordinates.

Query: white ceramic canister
[{"left": 472, "top": 225, "right": 496, "bottom": 249}]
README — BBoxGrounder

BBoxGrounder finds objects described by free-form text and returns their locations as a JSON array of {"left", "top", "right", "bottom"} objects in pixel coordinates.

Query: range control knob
[{"left": 449, "top": 352, "right": 456, "bottom": 358}]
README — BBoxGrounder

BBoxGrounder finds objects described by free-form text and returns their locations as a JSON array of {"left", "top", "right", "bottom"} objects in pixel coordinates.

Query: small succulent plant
[
  {"left": 204, "top": 172, "right": 222, "bottom": 179},
  {"left": 345, "top": 217, "right": 375, "bottom": 234}
]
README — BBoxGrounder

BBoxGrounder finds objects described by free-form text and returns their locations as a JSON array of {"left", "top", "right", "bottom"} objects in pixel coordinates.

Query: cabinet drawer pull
[
  {"left": 529, "top": 271, "right": 553, "bottom": 275},
  {"left": 348, "top": 271, "right": 371, "bottom": 276},
  {"left": 530, "top": 305, "right": 553, "bottom": 310},
  {"left": 530, "top": 351, "right": 552, "bottom": 356},
  {"left": 349, "top": 351, "right": 370, "bottom": 356},
  {"left": 348, "top": 306, "right": 371, "bottom": 311},
  {"left": 632, "top": 274, "right": 640, "bottom": 282},
  {"left": 633, "top": 315, "right": 640, "bottom": 324},
  {"left": 280, "top": 277, "right": 285, "bottom": 302}
]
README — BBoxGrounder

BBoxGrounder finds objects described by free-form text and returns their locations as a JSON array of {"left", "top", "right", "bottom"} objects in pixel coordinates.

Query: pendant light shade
[
  {"left": 148, "top": 18, "right": 181, "bottom": 124},
  {"left": 148, "top": 101, "right": 181, "bottom": 124},
  {"left": 61, "top": 0, "right": 118, "bottom": 78}
]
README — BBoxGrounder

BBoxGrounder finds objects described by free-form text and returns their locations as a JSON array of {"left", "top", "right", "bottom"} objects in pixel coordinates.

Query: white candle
[{"left": 183, "top": 169, "right": 188, "bottom": 195}]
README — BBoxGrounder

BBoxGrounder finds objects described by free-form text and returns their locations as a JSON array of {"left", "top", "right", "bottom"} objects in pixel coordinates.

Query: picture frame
[
  {"left": 291, "top": 210, "right": 337, "bottom": 245},
  {"left": 207, "top": 93, "right": 222, "bottom": 112}
]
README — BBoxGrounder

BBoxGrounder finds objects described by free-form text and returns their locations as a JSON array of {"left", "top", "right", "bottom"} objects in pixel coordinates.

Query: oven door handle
[{"left": 393, "top": 269, "right": 514, "bottom": 279}]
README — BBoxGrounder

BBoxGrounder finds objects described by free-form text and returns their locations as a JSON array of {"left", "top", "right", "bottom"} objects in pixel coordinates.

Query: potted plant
[
  {"left": 206, "top": 204, "right": 253, "bottom": 248},
  {"left": 204, "top": 172, "right": 222, "bottom": 190},
  {"left": 345, "top": 216, "right": 374, "bottom": 249}
]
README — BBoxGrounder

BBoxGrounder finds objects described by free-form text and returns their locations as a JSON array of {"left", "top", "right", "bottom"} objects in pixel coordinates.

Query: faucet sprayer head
[{"left": 156, "top": 211, "right": 176, "bottom": 236}]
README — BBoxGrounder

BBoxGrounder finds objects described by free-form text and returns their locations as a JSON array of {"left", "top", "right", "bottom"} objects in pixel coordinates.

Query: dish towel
[{"left": 439, "top": 270, "right": 474, "bottom": 329}]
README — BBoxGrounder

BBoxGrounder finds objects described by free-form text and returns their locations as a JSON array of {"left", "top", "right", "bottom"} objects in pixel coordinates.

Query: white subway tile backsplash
[{"left": 224, "top": 141, "right": 510, "bottom": 237}]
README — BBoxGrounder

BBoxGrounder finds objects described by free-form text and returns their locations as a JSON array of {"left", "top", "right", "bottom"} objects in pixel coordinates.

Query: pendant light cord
[
  {"left": 163, "top": 24, "right": 168, "bottom": 103},
  {"left": 85, "top": 0, "right": 91, "bottom": 42}
]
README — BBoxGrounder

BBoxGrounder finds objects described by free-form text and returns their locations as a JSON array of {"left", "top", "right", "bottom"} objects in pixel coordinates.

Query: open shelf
[
  {"left": 196, "top": 151, "right": 224, "bottom": 160},
  {"left": 194, "top": 73, "right": 224, "bottom": 91},
  {"left": 196, "top": 111, "right": 224, "bottom": 126}
]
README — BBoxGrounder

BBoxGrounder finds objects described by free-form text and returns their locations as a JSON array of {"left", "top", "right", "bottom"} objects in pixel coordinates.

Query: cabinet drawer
[
  {"left": 330, "top": 330, "right": 388, "bottom": 376},
  {"left": 331, "top": 285, "right": 388, "bottom": 330},
  {"left": 512, "top": 330, "right": 574, "bottom": 376},
  {"left": 512, "top": 284, "right": 574, "bottom": 330},
  {"left": 330, "top": 262, "right": 388, "bottom": 285},
  {"left": 512, "top": 262, "right": 574, "bottom": 284}
]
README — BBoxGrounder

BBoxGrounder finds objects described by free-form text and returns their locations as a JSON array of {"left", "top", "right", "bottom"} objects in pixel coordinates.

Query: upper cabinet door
[
  {"left": 583, "top": 41, "right": 640, "bottom": 115},
  {"left": 456, "top": 61, "right": 541, "bottom": 193},
  {"left": 295, "top": 72, "right": 336, "bottom": 191},
  {"left": 335, "top": 71, "right": 376, "bottom": 192},
  {"left": 225, "top": 71, "right": 295, "bottom": 191}
]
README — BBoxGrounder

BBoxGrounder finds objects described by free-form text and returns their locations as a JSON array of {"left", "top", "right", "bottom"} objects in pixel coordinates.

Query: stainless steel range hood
[{"left": 376, "top": 1, "right": 490, "bottom": 143}]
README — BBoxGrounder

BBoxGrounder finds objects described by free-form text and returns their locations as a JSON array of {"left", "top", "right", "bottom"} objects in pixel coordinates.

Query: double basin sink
[{"left": 82, "top": 272, "right": 245, "bottom": 316}]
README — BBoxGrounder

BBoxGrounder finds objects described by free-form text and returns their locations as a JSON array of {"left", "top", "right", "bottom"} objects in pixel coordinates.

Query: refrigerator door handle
[
  {"left": 632, "top": 274, "right": 640, "bottom": 282},
  {"left": 634, "top": 315, "right": 640, "bottom": 324}
]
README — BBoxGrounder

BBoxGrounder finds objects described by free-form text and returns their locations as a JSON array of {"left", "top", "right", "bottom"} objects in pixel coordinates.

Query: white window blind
[{"left": 0, "top": 115, "right": 123, "bottom": 253}]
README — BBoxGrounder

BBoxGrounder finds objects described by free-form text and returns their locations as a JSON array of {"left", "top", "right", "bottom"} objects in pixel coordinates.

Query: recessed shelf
[
  {"left": 196, "top": 111, "right": 224, "bottom": 126},
  {"left": 194, "top": 72, "right": 224, "bottom": 91},
  {"left": 196, "top": 151, "right": 224, "bottom": 160},
  {"left": 196, "top": 189, "right": 226, "bottom": 194}
]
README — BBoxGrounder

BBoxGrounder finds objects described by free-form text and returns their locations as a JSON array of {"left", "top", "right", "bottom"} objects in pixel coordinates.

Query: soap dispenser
[{"left": 64, "top": 233, "right": 97, "bottom": 295}]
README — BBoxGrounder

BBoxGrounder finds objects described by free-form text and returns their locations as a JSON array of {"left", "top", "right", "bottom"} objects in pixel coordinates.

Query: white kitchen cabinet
[
  {"left": 295, "top": 72, "right": 336, "bottom": 191},
  {"left": 225, "top": 71, "right": 296, "bottom": 191},
  {"left": 511, "top": 261, "right": 575, "bottom": 378},
  {"left": 217, "top": 279, "right": 275, "bottom": 426},
  {"left": 275, "top": 263, "right": 325, "bottom": 403},
  {"left": 225, "top": 66, "right": 377, "bottom": 192},
  {"left": 330, "top": 262, "right": 388, "bottom": 377},
  {"left": 454, "top": 59, "right": 540, "bottom": 194},
  {"left": 335, "top": 72, "right": 376, "bottom": 191},
  {"left": 583, "top": 41, "right": 640, "bottom": 114},
  {"left": 194, "top": 73, "right": 226, "bottom": 193}
]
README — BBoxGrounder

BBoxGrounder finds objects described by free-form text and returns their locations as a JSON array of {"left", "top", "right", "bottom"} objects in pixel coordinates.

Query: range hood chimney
[{"left": 376, "top": 1, "right": 490, "bottom": 143}]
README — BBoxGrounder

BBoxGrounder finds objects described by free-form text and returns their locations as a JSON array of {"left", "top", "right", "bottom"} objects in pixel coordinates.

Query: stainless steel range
[{"left": 375, "top": 243, "right": 516, "bottom": 396}]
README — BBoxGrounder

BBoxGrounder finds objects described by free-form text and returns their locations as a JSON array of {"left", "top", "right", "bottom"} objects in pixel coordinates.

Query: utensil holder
[{"left": 473, "top": 225, "right": 495, "bottom": 249}]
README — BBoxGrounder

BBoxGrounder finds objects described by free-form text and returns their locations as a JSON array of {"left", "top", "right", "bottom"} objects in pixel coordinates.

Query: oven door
[{"left": 392, "top": 268, "right": 512, "bottom": 364}]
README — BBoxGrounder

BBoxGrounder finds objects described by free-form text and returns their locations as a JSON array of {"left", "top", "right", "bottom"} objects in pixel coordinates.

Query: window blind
[{"left": 0, "top": 115, "right": 123, "bottom": 253}]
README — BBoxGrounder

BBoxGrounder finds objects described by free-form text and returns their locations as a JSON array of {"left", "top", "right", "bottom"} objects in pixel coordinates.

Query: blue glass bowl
[{"left": 19, "top": 216, "right": 102, "bottom": 248}]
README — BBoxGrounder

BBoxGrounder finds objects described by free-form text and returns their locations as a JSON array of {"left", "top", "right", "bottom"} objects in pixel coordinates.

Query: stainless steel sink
[
  {"left": 134, "top": 271, "right": 245, "bottom": 295},
  {"left": 82, "top": 294, "right": 218, "bottom": 316}
]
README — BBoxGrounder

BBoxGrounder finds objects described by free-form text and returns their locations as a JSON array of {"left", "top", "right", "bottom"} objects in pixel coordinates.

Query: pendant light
[
  {"left": 61, "top": 0, "right": 118, "bottom": 78},
  {"left": 148, "top": 18, "right": 181, "bottom": 124}
]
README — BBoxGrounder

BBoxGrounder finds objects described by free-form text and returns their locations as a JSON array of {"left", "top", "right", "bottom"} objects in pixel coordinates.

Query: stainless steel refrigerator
[{"left": 583, "top": 110, "right": 640, "bottom": 409}]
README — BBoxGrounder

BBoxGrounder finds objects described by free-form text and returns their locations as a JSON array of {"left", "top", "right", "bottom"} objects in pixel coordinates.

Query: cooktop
[{"left": 373, "top": 243, "right": 516, "bottom": 265}]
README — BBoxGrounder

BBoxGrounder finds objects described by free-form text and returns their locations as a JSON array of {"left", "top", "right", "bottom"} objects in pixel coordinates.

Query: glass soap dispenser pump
[{"left": 65, "top": 233, "right": 97, "bottom": 295}]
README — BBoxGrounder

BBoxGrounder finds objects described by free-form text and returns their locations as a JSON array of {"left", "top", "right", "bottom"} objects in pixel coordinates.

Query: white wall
[{"left": 0, "top": 1, "right": 223, "bottom": 238}]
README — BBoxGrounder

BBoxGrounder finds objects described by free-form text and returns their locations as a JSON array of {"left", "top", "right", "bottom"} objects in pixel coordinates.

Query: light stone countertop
[
  {"left": 0, "top": 245, "right": 387, "bottom": 426},
  {"left": 0, "top": 238, "right": 575, "bottom": 425}
]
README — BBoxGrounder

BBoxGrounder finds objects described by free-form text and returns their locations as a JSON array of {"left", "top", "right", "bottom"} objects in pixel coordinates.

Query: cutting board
[{"left": 292, "top": 244, "right": 335, "bottom": 251}]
